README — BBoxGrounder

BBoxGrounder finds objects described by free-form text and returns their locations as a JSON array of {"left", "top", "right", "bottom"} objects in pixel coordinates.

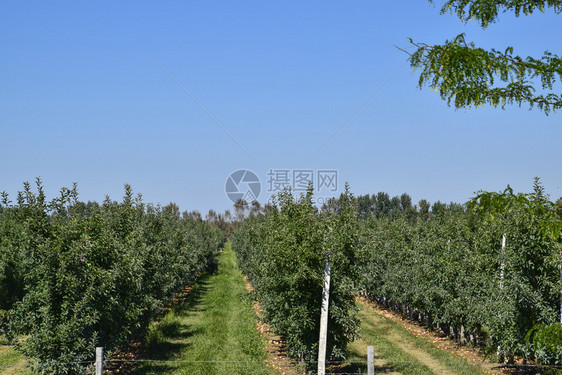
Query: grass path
[
  {"left": 342, "top": 299, "right": 500, "bottom": 375},
  {"left": 0, "top": 345, "right": 31, "bottom": 375},
  {"left": 132, "top": 242, "right": 273, "bottom": 375}
]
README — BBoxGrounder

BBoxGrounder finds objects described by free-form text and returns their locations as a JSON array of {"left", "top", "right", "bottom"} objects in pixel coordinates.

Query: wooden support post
[
  {"left": 95, "top": 347, "right": 103, "bottom": 375},
  {"left": 367, "top": 345, "right": 375, "bottom": 375},
  {"left": 317, "top": 255, "right": 331, "bottom": 375}
]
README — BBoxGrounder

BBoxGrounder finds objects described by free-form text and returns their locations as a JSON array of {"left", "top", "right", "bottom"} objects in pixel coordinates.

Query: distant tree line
[{"left": 322, "top": 191, "right": 464, "bottom": 223}]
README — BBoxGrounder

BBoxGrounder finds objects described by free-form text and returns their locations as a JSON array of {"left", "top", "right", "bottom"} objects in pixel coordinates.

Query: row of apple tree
[
  {"left": 231, "top": 185, "right": 360, "bottom": 366},
  {"left": 0, "top": 179, "right": 224, "bottom": 374},
  {"left": 352, "top": 180, "right": 561, "bottom": 365},
  {"left": 232, "top": 179, "right": 561, "bottom": 366}
]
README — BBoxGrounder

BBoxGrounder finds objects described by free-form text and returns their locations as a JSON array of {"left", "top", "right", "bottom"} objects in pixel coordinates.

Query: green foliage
[
  {"left": 525, "top": 323, "right": 562, "bottom": 366},
  {"left": 469, "top": 177, "right": 562, "bottom": 240},
  {"left": 433, "top": 0, "right": 562, "bottom": 28},
  {"left": 357, "top": 180, "right": 561, "bottom": 364},
  {"left": 0, "top": 180, "right": 224, "bottom": 374},
  {"left": 407, "top": 1, "right": 562, "bottom": 114},
  {"left": 231, "top": 185, "right": 359, "bottom": 364}
]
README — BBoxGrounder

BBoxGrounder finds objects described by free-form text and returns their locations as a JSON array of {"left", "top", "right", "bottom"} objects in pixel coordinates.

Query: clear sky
[{"left": 1, "top": 1, "right": 560, "bottom": 214}]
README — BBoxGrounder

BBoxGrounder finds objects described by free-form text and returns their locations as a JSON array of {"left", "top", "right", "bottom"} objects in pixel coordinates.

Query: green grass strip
[
  {"left": 354, "top": 302, "right": 489, "bottom": 375},
  {"left": 0, "top": 345, "right": 31, "bottom": 375},
  {"left": 346, "top": 307, "right": 436, "bottom": 375},
  {"left": 134, "top": 241, "right": 272, "bottom": 375}
]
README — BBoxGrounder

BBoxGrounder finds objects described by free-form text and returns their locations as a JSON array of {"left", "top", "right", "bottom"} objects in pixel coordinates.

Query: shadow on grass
[
  {"left": 169, "top": 274, "right": 212, "bottom": 316},
  {"left": 336, "top": 346, "right": 397, "bottom": 374},
  {"left": 131, "top": 273, "right": 213, "bottom": 375}
]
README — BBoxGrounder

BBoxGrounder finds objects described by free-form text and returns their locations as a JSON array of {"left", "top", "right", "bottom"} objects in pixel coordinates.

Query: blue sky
[{"left": 1, "top": 1, "right": 560, "bottom": 214}]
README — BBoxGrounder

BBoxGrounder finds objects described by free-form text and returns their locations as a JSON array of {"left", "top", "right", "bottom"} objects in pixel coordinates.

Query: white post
[
  {"left": 497, "top": 234, "right": 507, "bottom": 357},
  {"left": 317, "top": 256, "right": 331, "bottom": 375},
  {"left": 95, "top": 347, "right": 103, "bottom": 375},
  {"left": 367, "top": 345, "right": 375, "bottom": 375},
  {"left": 499, "top": 234, "right": 506, "bottom": 290}
]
